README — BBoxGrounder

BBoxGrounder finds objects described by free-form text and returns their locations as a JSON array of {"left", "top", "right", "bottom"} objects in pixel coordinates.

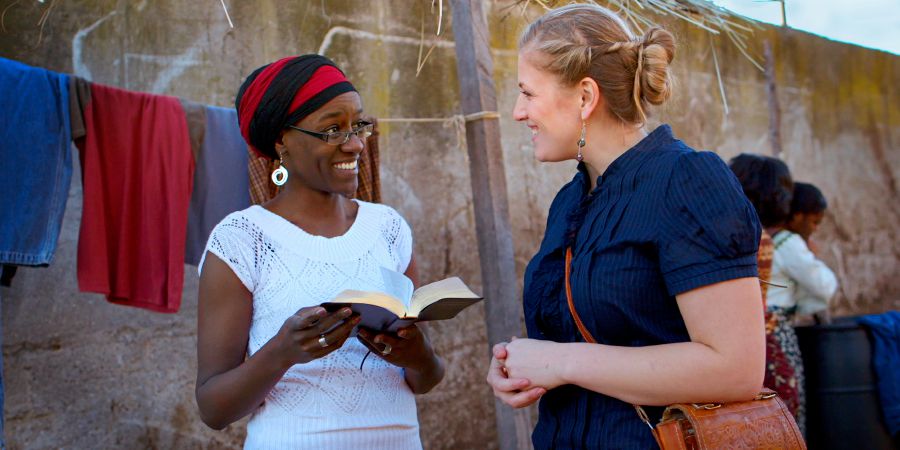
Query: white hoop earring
[
  {"left": 271, "top": 159, "right": 288, "bottom": 186},
  {"left": 576, "top": 121, "right": 586, "bottom": 162}
]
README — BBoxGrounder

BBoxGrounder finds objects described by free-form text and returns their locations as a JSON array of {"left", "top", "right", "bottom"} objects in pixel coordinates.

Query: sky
[{"left": 712, "top": 0, "right": 900, "bottom": 55}]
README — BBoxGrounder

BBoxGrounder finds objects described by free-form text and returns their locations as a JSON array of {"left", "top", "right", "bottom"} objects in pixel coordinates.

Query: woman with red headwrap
[{"left": 195, "top": 55, "right": 443, "bottom": 449}]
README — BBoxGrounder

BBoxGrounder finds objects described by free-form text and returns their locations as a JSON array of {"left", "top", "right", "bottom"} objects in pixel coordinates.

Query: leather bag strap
[
  {"left": 564, "top": 248, "right": 597, "bottom": 344},
  {"left": 564, "top": 247, "right": 662, "bottom": 445}
]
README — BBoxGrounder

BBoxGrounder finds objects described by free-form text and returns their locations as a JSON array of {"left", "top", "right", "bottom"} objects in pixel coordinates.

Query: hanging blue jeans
[{"left": 0, "top": 57, "right": 72, "bottom": 266}]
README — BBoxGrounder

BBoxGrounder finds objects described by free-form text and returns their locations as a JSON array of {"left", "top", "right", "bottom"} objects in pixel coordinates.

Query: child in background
[
  {"left": 786, "top": 182, "right": 827, "bottom": 252},
  {"left": 785, "top": 182, "right": 836, "bottom": 321}
]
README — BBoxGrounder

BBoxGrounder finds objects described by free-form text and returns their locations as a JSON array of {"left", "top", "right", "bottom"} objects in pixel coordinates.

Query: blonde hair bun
[{"left": 639, "top": 27, "right": 676, "bottom": 107}]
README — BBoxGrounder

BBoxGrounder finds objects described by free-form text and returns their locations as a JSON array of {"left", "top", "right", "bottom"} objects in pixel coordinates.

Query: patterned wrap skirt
[{"left": 764, "top": 306, "right": 806, "bottom": 435}]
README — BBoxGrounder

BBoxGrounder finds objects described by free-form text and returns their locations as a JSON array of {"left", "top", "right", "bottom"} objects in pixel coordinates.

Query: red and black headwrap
[{"left": 235, "top": 55, "right": 357, "bottom": 160}]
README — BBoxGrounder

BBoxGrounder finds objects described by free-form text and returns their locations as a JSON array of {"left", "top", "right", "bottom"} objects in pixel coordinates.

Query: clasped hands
[{"left": 486, "top": 337, "right": 566, "bottom": 408}]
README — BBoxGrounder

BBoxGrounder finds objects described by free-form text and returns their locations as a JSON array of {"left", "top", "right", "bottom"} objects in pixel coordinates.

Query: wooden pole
[
  {"left": 764, "top": 40, "right": 783, "bottom": 157},
  {"left": 449, "top": 0, "right": 533, "bottom": 449},
  {"left": 780, "top": 0, "right": 787, "bottom": 27}
]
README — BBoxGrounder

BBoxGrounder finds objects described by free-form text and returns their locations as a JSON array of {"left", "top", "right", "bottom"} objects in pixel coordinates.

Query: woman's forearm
[
  {"left": 557, "top": 340, "right": 763, "bottom": 406},
  {"left": 196, "top": 340, "right": 291, "bottom": 429},
  {"left": 404, "top": 353, "right": 445, "bottom": 394}
]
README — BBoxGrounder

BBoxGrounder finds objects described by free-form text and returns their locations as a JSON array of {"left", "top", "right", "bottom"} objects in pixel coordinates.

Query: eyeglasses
[{"left": 286, "top": 121, "right": 374, "bottom": 146}]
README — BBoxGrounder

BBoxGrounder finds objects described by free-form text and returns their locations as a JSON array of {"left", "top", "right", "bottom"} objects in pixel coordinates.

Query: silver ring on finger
[
  {"left": 318, "top": 334, "right": 329, "bottom": 348},
  {"left": 380, "top": 342, "right": 392, "bottom": 356}
]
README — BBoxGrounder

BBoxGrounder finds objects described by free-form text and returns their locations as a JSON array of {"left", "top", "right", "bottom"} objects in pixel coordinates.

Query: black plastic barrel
[{"left": 795, "top": 317, "right": 896, "bottom": 450}]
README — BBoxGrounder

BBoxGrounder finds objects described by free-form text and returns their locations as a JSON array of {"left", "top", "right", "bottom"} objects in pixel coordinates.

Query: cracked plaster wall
[{"left": 0, "top": 0, "right": 897, "bottom": 448}]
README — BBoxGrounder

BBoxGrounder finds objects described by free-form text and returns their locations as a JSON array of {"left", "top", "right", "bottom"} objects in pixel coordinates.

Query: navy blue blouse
[{"left": 523, "top": 125, "right": 761, "bottom": 449}]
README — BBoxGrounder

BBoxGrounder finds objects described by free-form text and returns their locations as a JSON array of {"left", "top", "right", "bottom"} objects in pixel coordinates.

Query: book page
[
  {"left": 380, "top": 266, "right": 415, "bottom": 310},
  {"left": 328, "top": 290, "right": 408, "bottom": 318},
  {"left": 415, "top": 297, "right": 483, "bottom": 322},
  {"left": 409, "top": 277, "right": 481, "bottom": 317}
]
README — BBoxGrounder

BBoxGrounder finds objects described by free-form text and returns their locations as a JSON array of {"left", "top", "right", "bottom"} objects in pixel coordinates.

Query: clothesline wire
[
  {"left": 377, "top": 111, "right": 500, "bottom": 152},
  {"left": 378, "top": 111, "right": 500, "bottom": 123},
  {"left": 33, "top": 58, "right": 504, "bottom": 155}
]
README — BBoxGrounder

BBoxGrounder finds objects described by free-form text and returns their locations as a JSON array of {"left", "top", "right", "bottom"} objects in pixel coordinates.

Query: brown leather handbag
[{"left": 564, "top": 248, "right": 806, "bottom": 449}]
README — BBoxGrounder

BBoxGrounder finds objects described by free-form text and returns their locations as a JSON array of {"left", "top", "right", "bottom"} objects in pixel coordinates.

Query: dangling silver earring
[
  {"left": 576, "top": 120, "right": 586, "bottom": 162},
  {"left": 271, "top": 158, "right": 288, "bottom": 186}
]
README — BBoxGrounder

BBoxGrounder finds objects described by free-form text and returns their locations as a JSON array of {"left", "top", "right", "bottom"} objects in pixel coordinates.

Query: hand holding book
[
  {"left": 271, "top": 305, "right": 361, "bottom": 364},
  {"left": 356, "top": 325, "right": 432, "bottom": 366}
]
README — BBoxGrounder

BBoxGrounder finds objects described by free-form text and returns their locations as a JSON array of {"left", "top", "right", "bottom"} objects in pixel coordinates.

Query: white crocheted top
[
  {"left": 768, "top": 230, "right": 837, "bottom": 315},
  {"left": 199, "top": 200, "right": 422, "bottom": 450}
]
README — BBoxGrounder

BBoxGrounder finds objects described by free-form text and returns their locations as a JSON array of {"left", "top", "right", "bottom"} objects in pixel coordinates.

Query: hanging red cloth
[{"left": 75, "top": 83, "right": 194, "bottom": 313}]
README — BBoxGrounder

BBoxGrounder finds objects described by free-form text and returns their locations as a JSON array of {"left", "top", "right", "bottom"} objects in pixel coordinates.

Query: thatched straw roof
[{"left": 513, "top": 0, "right": 766, "bottom": 70}]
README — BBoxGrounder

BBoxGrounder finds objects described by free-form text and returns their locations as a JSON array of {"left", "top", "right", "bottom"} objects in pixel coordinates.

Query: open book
[{"left": 324, "top": 268, "right": 483, "bottom": 332}]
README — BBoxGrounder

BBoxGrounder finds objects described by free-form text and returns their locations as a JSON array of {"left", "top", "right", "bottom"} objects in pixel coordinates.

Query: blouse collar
[{"left": 575, "top": 124, "right": 675, "bottom": 193}]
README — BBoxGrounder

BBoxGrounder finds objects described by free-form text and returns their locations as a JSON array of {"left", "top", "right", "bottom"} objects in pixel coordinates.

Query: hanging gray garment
[{"left": 184, "top": 106, "right": 251, "bottom": 266}]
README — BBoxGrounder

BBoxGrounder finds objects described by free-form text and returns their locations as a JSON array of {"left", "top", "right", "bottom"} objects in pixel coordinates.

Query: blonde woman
[{"left": 485, "top": 5, "right": 765, "bottom": 448}]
